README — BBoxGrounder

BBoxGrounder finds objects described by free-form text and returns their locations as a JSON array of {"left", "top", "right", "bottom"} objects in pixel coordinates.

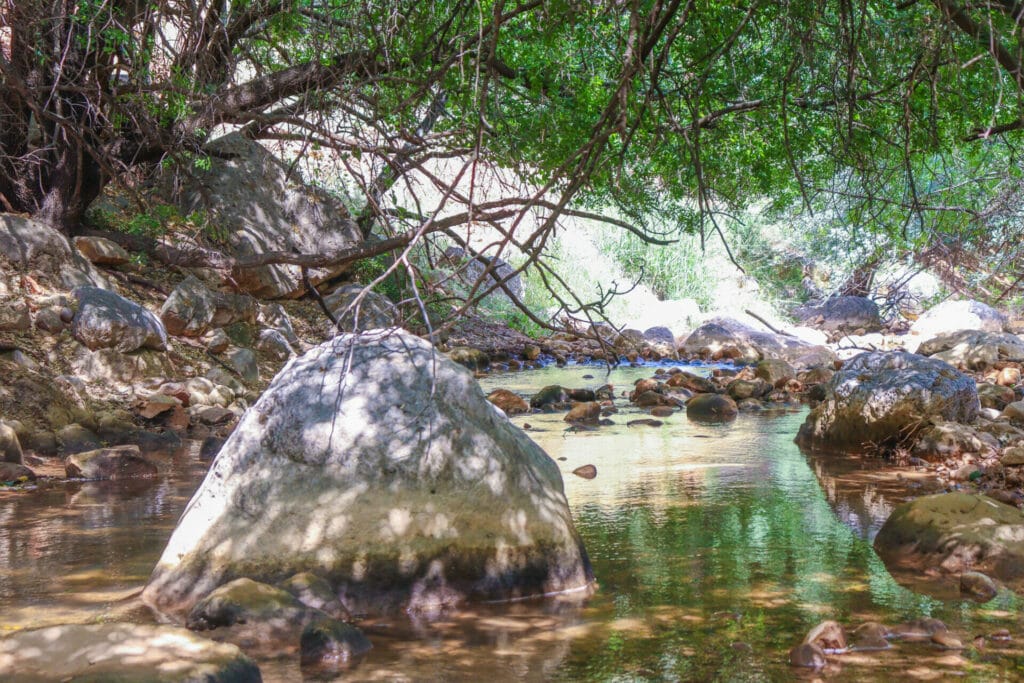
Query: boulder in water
[
  {"left": 142, "top": 329, "right": 592, "bottom": 618},
  {"left": 796, "top": 351, "right": 979, "bottom": 450}
]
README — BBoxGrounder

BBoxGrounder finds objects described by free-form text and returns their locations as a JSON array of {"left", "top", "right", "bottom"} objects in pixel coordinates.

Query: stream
[{"left": 3, "top": 362, "right": 1024, "bottom": 680}]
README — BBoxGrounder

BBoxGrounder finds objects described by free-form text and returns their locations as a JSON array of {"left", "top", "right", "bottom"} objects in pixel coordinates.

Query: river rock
[
  {"left": 280, "top": 572, "right": 349, "bottom": 619},
  {"left": 259, "top": 303, "right": 299, "bottom": 345},
  {"left": 788, "top": 642, "right": 826, "bottom": 669},
  {"left": 143, "top": 329, "right": 593, "bottom": 618},
  {"left": 1, "top": 421, "right": 22, "bottom": 464},
  {"left": 796, "top": 351, "right": 979, "bottom": 450},
  {"left": 300, "top": 618, "right": 372, "bottom": 669},
  {"left": 565, "top": 402, "right": 601, "bottom": 423},
  {"left": 65, "top": 445, "right": 158, "bottom": 480},
  {"left": 322, "top": 283, "right": 397, "bottom": 334},
  {"left": 805, "top": 620, "right": 846, "bottom": 650},
  {"left": 755, "top": 358, "right": 795, "bottom": 385},
  {"left": 0, "top": 623, "right": 261, "bottom": 682},
  {"left": 487, "top": 389, "right": 529, "bottom": 415},
  {"left": 72, "top": 286, "right": 168, "bottom": 352},
  {"left": 917, "top": 329, "right": 1024, "bottom": 370},
  {"left": 73, "top": 235, "right": 130, "bottom": 265},
  {"left": 978, "top": 383, "right": 1016, "bottom": 410},
  {"left": 666, "top": 371, "right": 715, "bottom": 393},
  {"left": 0, "top": 462, "right": 35, "bottom": 482},
  {"left": 874, "top": 493, "right": 1024, "bottom": 587},
  {"left": 912, "top": 299, "right": 1007, "bottom": 339},
  {"left": 960, "top": 571, "right": 998, "bottom": 602},
  {"left": 686, "top": 394, "right": 738, "bottom": 421},
  {"left": 531, "top": 385, "right": 570, "bottom": 408},
  {"left": 0, "top": 297, "right": 30, "bottom": 332},
  {"left": 187, "top": 577, "right": 310, "bottom": 631},
  {"left": 682, "top": 317, "right": 835, "bottom": 369},
  {"left": 911, "top": 422, "right": 987, "bottom": 461},
  {"left": 796, "top": 295, "right": 882, "bottom": 332},
  {"left": 160, "top": 275, "right": 256, "bottom": 337},
  {"left": 448, "top": 346, "right": 490, "bottom": 371},
  {"left": 221, "top": 346, "right": 259, "bottom": 383},
  {"left": 726, "top": 378, "right": 771, "bottom": 401}
]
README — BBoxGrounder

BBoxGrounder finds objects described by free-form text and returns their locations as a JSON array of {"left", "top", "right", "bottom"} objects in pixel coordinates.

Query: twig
[{"left": 744, "top": 309, "right": 794, "bottom": 337}]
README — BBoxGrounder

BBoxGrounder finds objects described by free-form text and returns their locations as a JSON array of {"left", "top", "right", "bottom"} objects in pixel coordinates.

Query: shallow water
[{"left": 4, "top": 362, "right": 1024, "bottom": 680}]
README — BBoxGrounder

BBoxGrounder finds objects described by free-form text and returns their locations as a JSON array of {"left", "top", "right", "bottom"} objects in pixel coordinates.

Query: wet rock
[
  {"left": 0, "top": 461, "right": 35, "bottom": 483},
  {"left": 932, "top": 632, "right": 964, "bottom": 650},
  {"left": 486, "top": 389, "right": 529, "bottom": 416},
  {"left": 788, "top": 642, "right": 826, "bottom": 669},
  {"left": 56, "top": 423, "right": 103, "bottom": 455},
  {"left": 221, "top": 346, "right": 259, "bottom": 383},
  {"left": 65, "top": 445, "right": 158, "bottom": 480},
  {"left": 634, "top": 391, "right": 666, "bottom": 408},
  {"left": 650, "top": 406, "right": 675, "bottom": 417},
  {"left": 917, "top": 329, "right": 1024, "bottom": 371},
  {"left": 137, "top": 394, "right": 181, "bottom": 420},
  {"left": 686, "top": 394, "right": 738, "bottom": 422},
  {"left": 144, "top": 329, "right": 593, "bottom": 618},
  {"left": 523, "top": 344, "right": 541, "bottom": 361},
  {"left": 572, "top": 464, "right": 597, "bottom": 479},
  {"left": 726, "top": 378, "right": 771, "bottom": 401},
  {"left": 300, "top": 618, "right": 372, "bottom": 670},
  {"left": 72, "top": 285, "right": 167, "bottom": 352},
  {"left": 565, "top": 402, "right": 601, "bottom": 424},
  {"left": 531, "top": 385, "right": 569, "bottom": 409},
  {"left": 912, "top": 299, "right": 1007, "bottom": 339},
  {"left": 631, "top": 378, "right": 662, "bottom": 399},
  {"left": 1, "top": 421, "right": 23, "bottom": 464},
  {"left": 805, "top": 620, "right": 846, "bottom": 651},
  {"left": 797, "top": 351, "right": 978, "bottom": 450},
  {"left": 448, "top": 346, "right": 490, "bottom": 371},
  {"left": 875, "top": 494, "right": 1024, "bottom": 588},
  {"left": 73, "top": 235, "right": 131, "bottom": 265},
  {"left": 566, "top": 388, "right": 596, "bottom": 402},
  {"left": 322, "top": 284, "right": 397, "bottom": 334},
  {"left": 0, "top": 622, "right": 261, "bottom": 682},
  {"left": 755, "top": 358, "right": 795, "bottom": 385},
  {"left": 256, "top": 328, "right": 294, "bottom": 361},
  {"left": 280, "top": 572, "right": 349, "bottom": 620},
  {"left": 960, "top": 571, "right": 998, "bottom": 602},
  {"left": 851, "top": 622, "right": 891, "bottom": 651},
  {"left": 665, "top": 371, "right": 715, "bottom": 393},
  {"left": 187, "top": 578, "right": 310, "bottom": 631},
  {"left": 160, "top": 275, "right": 256, "bottom": 338},
  {"left": 626, "top": 419, "right": 663, "bottom": 427}
]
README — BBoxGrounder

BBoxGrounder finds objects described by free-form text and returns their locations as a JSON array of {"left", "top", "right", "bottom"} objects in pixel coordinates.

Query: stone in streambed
[
  {"left": 572, "top": 464, "right": 597, "bottom": 479},
  {"left": 788, "top": 642, "right": 826, "bottom": 669},
  {"left": 0, "top": 622, "right": 261, "bottom": 682},
  {"left": 960, "top": 571, "right": 998, "bottom": 602},
  {"left": 65, "top": 445, "right": 158, "bottom": 480},
  {"left": 300, "top": 618, "right": 372, "bottom": 670},
  {"left": 280, "top": 572, "right": 349, "bottom": 620},
  {"left": 187, "top": 577, "right": 310, "bottom": 631},
  {"left": 565, "top": 402, "right": 600, "bottom": 424},
  {"left": 686, "top": 394, "right": 738, "bottom": 422},
  {"left": 0, "top": 421, "right": 23, "bottom": 464},
  {"left": 72, "top": 285, "right": 167, "bottom": 352},
  {"left": 143, "top": 329, "right": 592, "bottom": 618}
]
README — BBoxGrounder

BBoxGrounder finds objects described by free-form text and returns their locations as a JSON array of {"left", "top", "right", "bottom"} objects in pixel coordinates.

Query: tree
[{"left": 4, "top": 0, "right": 1024, "bottom": 320}]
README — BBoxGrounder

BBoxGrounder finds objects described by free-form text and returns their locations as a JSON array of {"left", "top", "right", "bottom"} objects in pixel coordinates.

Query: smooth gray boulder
[
  {"left": 912, "top": 299, "right": 1007, "bottom": 339},
  {"left": 143, "top": 329, "right": 593, "bottom": 618},
  {"left": 916, "top": 329, "right": 1024, "bottom": 371},
  {"left": 72, "top": 286, "right": 168, "bottom": 352},
  {"left": 0, "top": 214, "right": 107, "bottom": 290},
  {"left": 796, "top": 351, "right": 979, "bottom": 450},
  {"left": 0, "top": 623, "right": 261, "bottom": 682},
  {"left": 682, "top": 317, "right": 835, "bottom": 369}
]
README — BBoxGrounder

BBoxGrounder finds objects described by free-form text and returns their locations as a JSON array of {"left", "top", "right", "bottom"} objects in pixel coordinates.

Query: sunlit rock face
[
  {"left": 143, "top": 328, "right": 593, "bottom": 618},
  {"left": 796, "top": 351, "right": 979, "bottom": 451}
]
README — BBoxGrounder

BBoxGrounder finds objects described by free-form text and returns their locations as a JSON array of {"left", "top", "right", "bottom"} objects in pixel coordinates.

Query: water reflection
[{"left": 1, "top": 364, "right": 1024, "bottom": 680}]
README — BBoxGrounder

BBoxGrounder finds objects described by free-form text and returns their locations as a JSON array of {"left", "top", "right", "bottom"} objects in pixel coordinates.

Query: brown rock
[
  {"left": 0, "top": 461, "right": 36, "bottom": 482},
  {"left": 650, "top": 406, "right": 675, "bottom": 417},
  {"left": 998, "top": 367, "right": 1022, "bottom": 387},
  {"left": 65, "top": 445, "right": 158, "bottom": 480},
  {"left": 960, "top": 571, "right": 998, "bottom": 602},
  {"left": 73, "top": 235, "right": 131, "bottom": 265},
  {"left": 487, "top": 389, "right": 529, "bottom": 416},
  {"left": 138, "top": 394, "right": 181, "bottom": 419},
  {"left": 565, "top": 402, "right": 601, "bottom": 424},
  {"left": 572, "top": 464, "right": 597, "bottom": 479},
  {"left": 804, "top": 620, "right": 846, "bottom": 651},
  {"left": 633, "top": 391, "right": 665, "bottom": 407},
  {"left": 788, "top": 642, "right": 826, "bottom": 669}
]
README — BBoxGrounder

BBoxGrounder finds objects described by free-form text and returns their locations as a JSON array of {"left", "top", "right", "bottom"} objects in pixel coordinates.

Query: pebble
[{"left": 572, "top": 464, "right": 597, "bottom": 479}]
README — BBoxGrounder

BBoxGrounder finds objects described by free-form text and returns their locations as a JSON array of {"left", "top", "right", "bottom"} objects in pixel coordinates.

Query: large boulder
[
  {"left": 874, "top": 493, "right": 1024, "bottom": 589},
  {"left": 143, "top": 329, "right": 593, "bottom": 618},
  {"left": 0, "top": 214, "right": 107, "bottom": 291},
  {"left": 172, "top": 134, "right": 363, "bottom": 298},
  {"left": 912, "top": 299, "right": 1007, "bottom": 339},
  {"left": 796, "top": 351, "right": 979, "bottom": 450},
  {"left": 0, "top": 623, "right": 260, "bottom": 682},
  {"left": 72, "top": 286, "right": 168, "bottom": 352},
  {"left": 795, "top": 295, "right": 882, "bottom": 332},
  {"left": 681, "top": 317, "right": 835, "bottom": 369},
  {"left": 915, "top": 329, "right": 1024, "bottom": 371},
  {"left": 160, "top": 275, "right": 256, "bottom": 337}
]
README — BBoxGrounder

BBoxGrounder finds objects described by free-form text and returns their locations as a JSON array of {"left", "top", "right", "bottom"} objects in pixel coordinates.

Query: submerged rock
[
  {"left": 143, "top": 329, "right": 592, "bottom": 618},
  {"left": 796, "top": 351, "right": 978, "bottom": 450},
  {"left": 65, "top": 445, "right": 158, "bottom": 480},
  {"left": 0, "top": 622, "right": 261, "bottom": 682},
  {"left": 788, "top": 642, "right": 826, "bottom": 669},
  {"left": 187, "top": 577, "right": 309, "bottom": 631},
  {"left": 686, "top": 394, "right": 738, "bottom": 422},
  {"left": 300, "top": 618, "right": 372, "bottom": 670},
  {"left": 874, "top": 493, "right": 1024, "bottom": 589}
]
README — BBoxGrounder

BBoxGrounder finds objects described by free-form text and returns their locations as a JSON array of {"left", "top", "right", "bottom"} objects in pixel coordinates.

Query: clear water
[{"left": 4, "top": 362, "right": 1024, "bottom": 681}]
